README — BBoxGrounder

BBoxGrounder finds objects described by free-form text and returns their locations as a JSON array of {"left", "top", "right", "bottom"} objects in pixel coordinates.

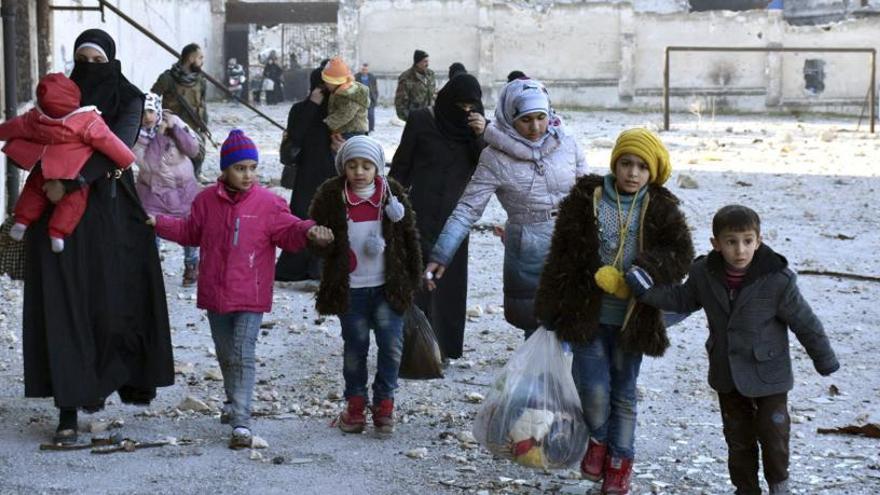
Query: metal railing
[{"left": 663, "top": 46, "right": 877, "bottom": 133}]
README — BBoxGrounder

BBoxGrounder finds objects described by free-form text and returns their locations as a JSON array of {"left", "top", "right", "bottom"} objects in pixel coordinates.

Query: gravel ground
[{"left": 0, "top": 102, "right": 877, "bottom": 495}]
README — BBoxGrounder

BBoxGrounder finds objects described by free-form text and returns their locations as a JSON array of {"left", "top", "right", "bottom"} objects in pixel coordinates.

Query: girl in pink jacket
[
  {"left": 149, "top": 129, "right": 334, "bottom": 449},
  {"left": 134, "top": 93, "right": 202, "bottom": 286}
]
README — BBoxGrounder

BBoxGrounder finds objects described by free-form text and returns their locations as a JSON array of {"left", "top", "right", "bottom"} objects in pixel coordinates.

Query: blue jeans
[
  {"left": 339, "top": 286, "right": 404, "bottom": 403},
  {"left": 207, "top": 311, "right": 263, "bottom": 429},
  {"left": 570, "top": 324, "right": 643, "bottom": 459}
]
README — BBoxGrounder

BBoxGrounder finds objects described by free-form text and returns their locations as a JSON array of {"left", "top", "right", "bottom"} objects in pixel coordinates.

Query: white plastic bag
[{"left": 472, "top": 328, "right": 588, "bottom": 469}]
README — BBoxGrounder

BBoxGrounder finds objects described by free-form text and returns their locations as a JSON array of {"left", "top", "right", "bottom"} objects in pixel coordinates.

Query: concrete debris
[
  {"left": 676, "top": 174, "right": 699, "bottom": 189},
  {"left": 405, "top": 447, "right": 428, "bottom": 459},
  {"left": 177, "top": 396, "right": 213, "bottom": 413}
]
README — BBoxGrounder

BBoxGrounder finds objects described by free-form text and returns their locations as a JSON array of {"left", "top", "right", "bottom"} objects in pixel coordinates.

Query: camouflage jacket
[
  {"left": 325, "top": 81, "right": 370, "bottom": 134},
  {"left": 394, "top": 67, "right": 435, "bottom": 121},
  {"left": 151, "top": 70, "right": 208, "bottom": 134}
]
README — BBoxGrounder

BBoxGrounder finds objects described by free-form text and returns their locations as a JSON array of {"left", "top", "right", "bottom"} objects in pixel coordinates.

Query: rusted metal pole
[
  {"left": 871, "top": 49, "right": 876, "bottom": 134},
  {"left": 97, "top": 1, "right": 285, "bottom": 131},
  {"left": 54, "top": 0, "right": 285, "bottom": 131},
  {"left": 663, "top": 47, "right": 670, "bottom": 131}
]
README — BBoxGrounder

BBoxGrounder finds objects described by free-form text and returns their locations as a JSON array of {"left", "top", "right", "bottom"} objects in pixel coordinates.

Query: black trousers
[{"left": 718, "top": 390, "right": 790, "bottom": 494}]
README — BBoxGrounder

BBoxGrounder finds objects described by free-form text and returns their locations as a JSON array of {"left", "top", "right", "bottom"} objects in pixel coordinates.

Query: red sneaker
[
  {"left": 601, "top": 456, "right": 633, "bottom": 494},
  {"left": 337, "top": 396, "right": 366, "bottom": 433},
  {"left": 580, "top": 437, "right": 608, "bottom": 481},
  {"left": 371, "top": 398, "right": 394, "bottom": 434}
]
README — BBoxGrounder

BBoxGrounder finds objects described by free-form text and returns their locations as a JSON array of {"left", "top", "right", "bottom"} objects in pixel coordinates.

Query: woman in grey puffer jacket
[{"left": 425, "top": 79, "right": 587, "bottom": 336}]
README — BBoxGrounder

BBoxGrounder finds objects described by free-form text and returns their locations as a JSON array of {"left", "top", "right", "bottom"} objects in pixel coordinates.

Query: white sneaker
[
  {"left": 9, "top": 223, "right": 26, "bottom": 241},
  {"left": 50, "top": 237, "right": 64, "bottom": 253}
]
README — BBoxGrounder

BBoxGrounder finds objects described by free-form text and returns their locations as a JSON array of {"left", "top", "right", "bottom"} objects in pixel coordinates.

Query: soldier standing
[{"left": 394, "top": 49, "right": 435, "bottom": 122}]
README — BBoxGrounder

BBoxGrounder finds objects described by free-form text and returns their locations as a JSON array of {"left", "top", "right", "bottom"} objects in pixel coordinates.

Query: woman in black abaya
[
  {"left": 275, "top": 61, "right": 335, "bottom": 281},
  {"left": 22, "top": 29, "right": 174, "bottom": 444},
  {"left": 390, "top": 74, "right": 486, "bottom": 360}
]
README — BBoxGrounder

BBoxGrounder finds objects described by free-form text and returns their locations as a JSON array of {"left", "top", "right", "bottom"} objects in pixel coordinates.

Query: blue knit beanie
[{"left": 220, "top": 129, "right": 259, "bottom": 170}]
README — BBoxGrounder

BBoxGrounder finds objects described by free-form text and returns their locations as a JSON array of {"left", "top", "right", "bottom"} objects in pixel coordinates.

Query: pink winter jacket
[
  {"left": 156, "top": 182, "right": 316, "bottom": 314},
  {"left": 134, "top": 114, "right": 201, "bottom": 217}
]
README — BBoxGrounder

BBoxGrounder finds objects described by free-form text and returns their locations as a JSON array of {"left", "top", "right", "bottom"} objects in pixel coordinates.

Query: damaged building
[{"left": 1, "top": 0, "right": 879, "bottom": 216}]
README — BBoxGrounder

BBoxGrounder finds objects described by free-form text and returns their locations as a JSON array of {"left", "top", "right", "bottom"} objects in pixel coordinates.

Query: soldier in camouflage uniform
[
  {"left": 394, "top": 49, "right": 436, "bottom": 121},
  {"left": 152, "top": 43, "right": 209, "bottom": 180}
]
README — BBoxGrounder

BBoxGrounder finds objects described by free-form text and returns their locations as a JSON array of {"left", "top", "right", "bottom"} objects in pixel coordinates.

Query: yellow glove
[{"left": 594, "top": 265, "right": 631, "bottom": 300}]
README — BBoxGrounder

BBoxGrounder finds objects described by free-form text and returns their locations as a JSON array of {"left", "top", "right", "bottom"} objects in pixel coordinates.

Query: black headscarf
[
  {"left": 68, "top": 29, "right": 142, "bottom": 122},
  {"left": 309, "top": 59, "right": 330, "bottom": 91},
  {"left": 433, "top": 74, "right": 484, "bottom": 142},
  {"left": 448, "top": 62, "right": 467, "bottom": 79}
]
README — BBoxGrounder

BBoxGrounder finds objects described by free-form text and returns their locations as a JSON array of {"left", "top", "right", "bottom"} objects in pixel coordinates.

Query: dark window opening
[
  {"left": 804, "top": 59, "right": 826, "bottom": 95},
  {"left": 689, "top": 0, "right": 772, "bottom": 12}
]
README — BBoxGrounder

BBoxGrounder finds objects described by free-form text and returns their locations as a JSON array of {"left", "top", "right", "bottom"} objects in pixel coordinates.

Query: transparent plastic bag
[{"left": 472, "top": 328, "right": 588, "bottom": 469}]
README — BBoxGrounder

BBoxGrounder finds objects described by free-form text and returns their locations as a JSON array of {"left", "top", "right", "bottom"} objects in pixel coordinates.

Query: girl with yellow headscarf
[{"left": 533, "top": 128, "right": 694, "bottom": 494}]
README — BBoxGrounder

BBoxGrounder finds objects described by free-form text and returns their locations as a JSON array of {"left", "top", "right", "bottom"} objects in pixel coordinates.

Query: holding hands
[{"left": 307, "top": 225, "right": 334, "bottom": 246}]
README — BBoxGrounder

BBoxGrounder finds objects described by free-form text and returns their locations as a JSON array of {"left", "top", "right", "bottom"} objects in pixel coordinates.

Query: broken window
[{"left": 803, "top": 59, "right": 826, "bottom": 95}]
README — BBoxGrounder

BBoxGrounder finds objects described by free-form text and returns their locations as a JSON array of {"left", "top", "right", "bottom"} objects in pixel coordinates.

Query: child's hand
[
  {"left": 625, "top": 265, "right": 654, "bottom": 297},
  {"left": 307, "top": 225, "right": 334, "bottom": 246},
  {"left": 146, "top": 215, "right": 156, "bottom": 227},
  {"left": 330, "top": 133, "right": 346, "bottom": 153}
]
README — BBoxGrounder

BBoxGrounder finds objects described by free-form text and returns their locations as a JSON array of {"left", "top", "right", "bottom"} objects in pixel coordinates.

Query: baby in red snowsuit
[{"left": 0, "top": 72, "right": 136, "bottom": 252}]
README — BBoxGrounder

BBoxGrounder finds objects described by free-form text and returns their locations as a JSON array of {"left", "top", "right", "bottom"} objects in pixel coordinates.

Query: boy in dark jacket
[{"left": 626, "top": 204, "right": 839, "bottom": 495}]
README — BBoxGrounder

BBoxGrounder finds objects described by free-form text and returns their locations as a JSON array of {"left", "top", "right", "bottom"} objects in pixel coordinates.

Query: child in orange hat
[{"left": 322, "top": 57, "right": 371, "bottom": 139}]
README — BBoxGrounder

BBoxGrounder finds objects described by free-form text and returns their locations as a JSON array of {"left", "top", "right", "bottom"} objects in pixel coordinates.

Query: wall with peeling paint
[
  {"left": 346, "top": 0, "right": 879, "bottom": 115},
  {"left": 50, "top": 0, "right": 220, "bottom": 96}
]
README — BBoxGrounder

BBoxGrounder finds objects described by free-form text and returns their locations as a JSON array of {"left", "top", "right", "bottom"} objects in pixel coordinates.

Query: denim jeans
[
  {"left": 339, "top": 286, "right": 404, "bottom": 403},
  {"left": 207, "top": 311, "right": 263, "bottom": 429},
  {"left": 570, "top": 324, "right": 643, "bottom": 459}
]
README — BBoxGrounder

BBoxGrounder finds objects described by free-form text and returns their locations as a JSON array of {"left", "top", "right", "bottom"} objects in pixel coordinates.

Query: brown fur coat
[
  {"left": 308, "top": 176, "right": 423, "bottom": 315},
  {"left": 533, "top": 174, "right": 694, "bottom": 356}
]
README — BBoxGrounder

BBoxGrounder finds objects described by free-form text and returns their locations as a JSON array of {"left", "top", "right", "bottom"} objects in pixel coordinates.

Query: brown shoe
[
  {"left": 371, "top": 398, "right": 394, "bottom": 434},
  {"left": 182, "top": 265, "right": 199, "bottom": 287},
  {"left": 337, "top": 396, "right": 366, "bottom": 434}
]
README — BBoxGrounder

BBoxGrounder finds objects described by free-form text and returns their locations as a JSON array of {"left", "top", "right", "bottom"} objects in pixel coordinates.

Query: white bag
[
  {"left": 472, "top": 328, "right": 588, "bottom": 470},
  {"left": 262, "top": 78, "right": 275, "bottom": 92}
]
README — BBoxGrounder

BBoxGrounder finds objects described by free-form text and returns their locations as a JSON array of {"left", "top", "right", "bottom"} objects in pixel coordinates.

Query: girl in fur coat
[
  {"left": 309, "top": 136, "right": 422, "bottom": 436},
  {"left": 534, "top": 128, "right": 694, "bottom": 494}
]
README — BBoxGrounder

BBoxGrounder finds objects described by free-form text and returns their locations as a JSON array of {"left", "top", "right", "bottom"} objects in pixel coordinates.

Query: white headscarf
[
  {"left": 493, "top": 78, "right": 563, "bottom": 148},
  {"left": 141, "top": 92, "right": 163, "bottom": 139}
]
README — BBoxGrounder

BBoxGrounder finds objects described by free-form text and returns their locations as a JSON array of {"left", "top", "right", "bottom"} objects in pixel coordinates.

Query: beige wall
[
  {"left": 494, "top": 3, "right": 622, "bottom": 82},
  {"left": 357, "top": 0, "right": 481, "bottom": 76},
  {"left": 347, "top": 0, "right": 879, "bottom": 115}
]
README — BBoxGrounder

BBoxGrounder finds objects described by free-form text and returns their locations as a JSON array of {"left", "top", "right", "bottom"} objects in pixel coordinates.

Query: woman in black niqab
[
  {"left": 389, "top": 73, "right": 487, "bottom": 361},
  {"left": 22, "top": 29, "right": 173, "bottom": 445}
]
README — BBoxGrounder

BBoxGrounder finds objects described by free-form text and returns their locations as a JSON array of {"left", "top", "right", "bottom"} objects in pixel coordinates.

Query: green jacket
[
  {"left": 324, "top": 81, "right": 370, "bottom": 134},
  {"left": 394, "top": 67, "right": 435, "bottom": 121},
  {"left": 151, "top": 70, "right": 208, "bottom": 133}
]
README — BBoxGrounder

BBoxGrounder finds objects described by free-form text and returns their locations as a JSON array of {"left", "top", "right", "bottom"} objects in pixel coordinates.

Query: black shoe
[{"left": 52, "top": 428, "right": 78, "bottom": 446}]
